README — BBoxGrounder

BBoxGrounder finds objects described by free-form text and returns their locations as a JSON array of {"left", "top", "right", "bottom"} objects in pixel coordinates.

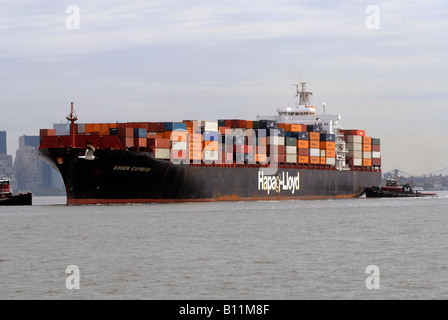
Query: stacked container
[{"left": 371, "top": 138, "right": 381, "bottom": 167}]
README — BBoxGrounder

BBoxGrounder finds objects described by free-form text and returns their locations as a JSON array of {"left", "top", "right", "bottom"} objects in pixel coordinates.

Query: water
[{"left": 1, "top": 192, "right": 448, "bottom": 300}]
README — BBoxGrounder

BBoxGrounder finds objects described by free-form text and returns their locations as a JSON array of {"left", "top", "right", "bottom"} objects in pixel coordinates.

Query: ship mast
[
  {"left": 293, "top": 82, "right": 309, "bottom": 107},
  {"left": 66, "top": 102, "right": 78, "bottom": 147}
]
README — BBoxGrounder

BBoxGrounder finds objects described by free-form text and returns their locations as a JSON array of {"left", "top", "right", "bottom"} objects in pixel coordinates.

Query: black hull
[
  {"left": 365, "top": 186, "right": 438, "bottom": 198},
  {"left": 39, "top": 148, "right": 382, "bottom": 205},
  {"left": 0, "top": 193, "right": 32, "bottom": 206}
]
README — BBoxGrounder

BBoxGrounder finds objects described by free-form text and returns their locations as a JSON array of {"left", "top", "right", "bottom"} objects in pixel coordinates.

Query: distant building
[
  {"left": 0, "top": 131, "right": 6, "bottom": 154},
  {"left": 13, "top": 135, "right": 64, "bottom": 195}
]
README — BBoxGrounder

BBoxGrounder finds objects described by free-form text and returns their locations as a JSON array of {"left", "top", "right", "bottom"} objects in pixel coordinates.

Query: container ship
[{"left": 38, "top": 83, "right": 382, "bottom": 205}]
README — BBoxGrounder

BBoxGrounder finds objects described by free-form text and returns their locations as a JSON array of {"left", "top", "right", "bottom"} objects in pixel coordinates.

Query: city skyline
[{"left": 1, "top": 1, "right": 447, "bottom": 176}]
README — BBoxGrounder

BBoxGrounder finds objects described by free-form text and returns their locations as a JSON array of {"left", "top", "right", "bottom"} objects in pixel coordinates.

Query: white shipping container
[
  {"left": 203, "top": 121, "right": 218, "bottom": 132},
  {"left": 268, "top": 136, "right": 285, "bottom": 145},
  {"left": 363, "top": 151, "right": 372, "bottom": 159},
  {"left": 286, "top": 146, "right": 297, "bottom": 154},
  {"left": 286, "top": 154, "right": 297, "bottom": 163},
  {"left": 347, "top": 150, "right": 363, "bottom": 159},
  {"left": 346, "top": 142, "right": 362, "bottom": 151},
  {"left": 320, "top": 149, "right": 326, "bottom": 157},
  {"left": 309, "top": 148, "right": 320, "bottom": 157},
  {"left": 348, "top": 158, "right": 363, "bottom": 166},
  {"left": 203, "top": 150, "right": 219, "bottom": 161},
  {"left": 155, "top": 148, "right": 170, "bottom": 159},
  {"left": 347, "top": 135, "right": 362, "bottom": 144},
  {"left": 326, "top": 157, "right": 336, "bottom": 166},
  {"left": 372, "top": 151, "right": 381, "bottom": 158},
  {"left": 171, "top": 141, "right": 187, "bottom": 150}
]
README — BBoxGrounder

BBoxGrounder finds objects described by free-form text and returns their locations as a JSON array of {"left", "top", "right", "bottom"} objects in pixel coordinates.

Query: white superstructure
[{"left": 257, "top": 82, "right": 348, "bottom": 169}]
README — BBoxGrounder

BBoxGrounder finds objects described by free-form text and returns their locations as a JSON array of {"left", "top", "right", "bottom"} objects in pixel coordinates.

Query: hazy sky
[{"left": 1, "top": 0, "right": 447, "bottom": 175}]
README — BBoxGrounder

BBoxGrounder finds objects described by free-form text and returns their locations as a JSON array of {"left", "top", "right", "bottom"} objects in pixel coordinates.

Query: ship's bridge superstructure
[{"left": 257, "top": 82, "right": 348, "bottom": 169}]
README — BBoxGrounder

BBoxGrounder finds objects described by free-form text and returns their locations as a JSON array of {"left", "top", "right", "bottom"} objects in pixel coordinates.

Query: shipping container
[
  {"left": 363, "top": 151, "right": 372, "bottom": 159},
  {"left": 298, "top": 156, "right": 309, "bottom": 164},
  {"left": 285, "top": 137, "right": 297, "bottom": 146},
  {"left": 363, "top": 143, "right": 372, "bottom": 152},
  {"left": 172, "top": 141, "right": 187, "bottom": 150},
  {"left": 154, "top": 148, "right": 170, "bottom": 159},
  {"left": 347, "top": 135, "right": 362, "bottom": 144},
  {"left": 371, "top": 138, "right": 381, "bottom": 145},
  {"left": 308, "top": 132, "right": 320, "bottom": 141},
  {"left": 119, "top": 137, "right": 134, "bottom": 148},
  {"left": 347, "top": 158, "right": 363, "bottom": 166},
  {"left": 203, "top": 121, "right": 218, "bottom": 132},
  {"left": 310, "top": 140, "right": 320, "bottom": 149},
  {"left": 203, "top": 141, "right": 219, "bottom": 151},
  {"left": 320, "top": 141, "right": 336, "bottom": 150},
  {"left": 372, "top": 151, "right": 381, "bottom": 159},
  {"left": 134, "top": 137, "right": 147, "bottom": 148},
  {"left": 204, "top": 150, "right": 219, "bottom": 161},
  {"left": 298, "top": 148, "right": 309, "bottom": 156},
  {"left": 297, "top": 140, "right": 309, "bottom": 149},
  {"left": 326, "top": 157, "right": 336, "bottom": 166},
  {"left": 286, "top": 154, "right": 297, "bottom": 163},
  {"left": 118, "top": 127, "right": 133, "bottom": 137},
  {"left": 255, "top": 154, "right": 267, "bottom": 163},
  {"left": 372, "top": 144, "right": 381, "bottom": 152},
  {"left": 362, "top": 136, "right": 372, "bottom": 145},
  {"left": 326, "top": 149, "right": 336, "bottom": 158},
  {"left": 259, "top": 119, "right": 277, "bottom": 129},
  {"left": 203, "top": 131, "right": 219, "bottom": 141},
  {"left": 346, "top": 143, "right": 362, "bottom": 151},
  {"left": 296, "top": 132, "right": 309, "bottom": 140},
  {"left": 320, "top": 133, "right": 335, "bottom": 142},
  {"left": 363, "top": 159, "right": 372, "bottom": 167},
  {"left": 309, "top": 148, "right": 320, "bottom": 157},
  {"left": 347, "top": 150, "right": 363, "bottom": 159},
  {"left": 310, "top": 156, "right": 320, "bottom": 164},
  {"left": 286, "top": 146, "right": 297, "bottom": 154},
  {"left": 171, "top": 149, "right": 188, "bottom": 160},
  {"left": 170, "top": 131, "right": 188, "bottom": 142}
]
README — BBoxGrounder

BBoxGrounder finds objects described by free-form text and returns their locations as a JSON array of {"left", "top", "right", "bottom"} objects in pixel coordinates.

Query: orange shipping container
[
  {"left": 310, "top": 140, "right": 320, "bottom": 149},
  {"left": 320, "top": 157, "right": 326, "bottom": 165},
  {"left": 190, "top": 150, "right": 202, "bottom": 160},
  {"left": 363, "top": 144, "right": 372, "bottom": 152},
  {"left": 256, "top": 154, "right": 267, "bottom": 163},
  {"left": 309, "top": 132, "right": 320, "bottom": 141},
  {"left": 297, "top": 140, "right": 309, "bottom": 149},
  {"left": 320, "top": 141, "right": 336, "bottom": 150},
  {"left": 363, "top": 159, "right": 372, "bottom": 167},
  {"left": 290, "top": 124, "right": 303, "bottom": 132},
  {"left": 203, "top": 141, "right": 218, "bottom": 151},
  {"left": 190, "top": 133, "right": 202, "bottom": 143},
  {"left": 190, "top": 142, "right": 202, "bottom": 151},
  {"left": 310, "top": 156, "right": 320, "bottom": 164},
  {"left": 298, "top": 156, "right": 309, "bottom": 164},
  {"left": 362, "top": 136, "right": 372, "bottom": 145},
  {"left": 326, "top": 149, "right": 336, "bottom": 157},
  {"left": 163, "top": 131, "right": 172, "bottom": 139},
  {"left": 245, "top": 120, "right": 253, "bottom": 129},
  {"left": 170, "top": 131, "right": 188, "bottom": 142}
]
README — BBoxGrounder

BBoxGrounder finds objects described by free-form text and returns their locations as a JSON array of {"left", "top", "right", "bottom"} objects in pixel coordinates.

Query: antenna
[{"left": 323, "top": 102, "right": 326, "bottom": 115}]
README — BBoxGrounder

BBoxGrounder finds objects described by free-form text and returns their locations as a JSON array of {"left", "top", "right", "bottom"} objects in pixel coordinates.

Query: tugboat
[
  {"left": 365, "top": 176, "right": 438, "bottom": 198},
  {"left": 0, "top": 177, "right": 32, "bottom": 206}
]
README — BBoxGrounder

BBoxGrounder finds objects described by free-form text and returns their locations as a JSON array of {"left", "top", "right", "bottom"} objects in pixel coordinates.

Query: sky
[{"left": 0, "top": 0, "right": 447, "bottom": 176}]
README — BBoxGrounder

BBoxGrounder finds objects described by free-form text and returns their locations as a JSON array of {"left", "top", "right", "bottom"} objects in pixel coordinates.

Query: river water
[{"left": 1, "top": 191, "right": 448, "bottom": 300}]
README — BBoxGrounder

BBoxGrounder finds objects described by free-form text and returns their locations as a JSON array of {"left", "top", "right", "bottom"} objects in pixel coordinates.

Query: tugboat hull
[{"left": 0, "top": 193, "right": 32, "bottom": 206}]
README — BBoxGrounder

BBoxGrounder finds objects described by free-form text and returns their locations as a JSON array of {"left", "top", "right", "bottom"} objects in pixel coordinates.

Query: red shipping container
[{"left": 298, "top": 148, "right": 309, "bottom": 156}]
